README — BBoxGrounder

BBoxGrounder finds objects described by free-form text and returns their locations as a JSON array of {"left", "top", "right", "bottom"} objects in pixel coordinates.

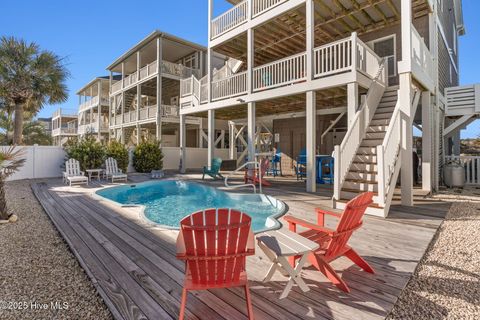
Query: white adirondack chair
[
  {"left": 64, "top": 159, "right": 89, "bottom": 186},
  {"left": 105, "top": 157, "right": 128, "bottom": 183}
]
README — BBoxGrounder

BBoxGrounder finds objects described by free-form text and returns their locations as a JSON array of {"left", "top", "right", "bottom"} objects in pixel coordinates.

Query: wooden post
[
  {"left": 207, "top": 0, "right": 213, "bottom": 103},
  {"left": 98, "top": 81, "right": 102, "bottom": 141},
  {"left": 399, "top": 73, "right": 413, "bottom": 206},
  {"left": 179, "top": 115, "right": 186, "bottom": 173},
  {"left": 207, "top": 109, "right": 215, "bottom": 167},
  {"left": 156, "top": 36, "right": 163, "bottom": 142},
  {"left": 229, "top": 121, "right": 236, "bottom": 160},
  {"left": 247, "top": 102, "right": 256, "bottom": 165},
  {"left": 306, "top": 0, "right": 314, "bottom": 81},
  {"left": 306, "top": 90, "right": 316, "bottom": 192},
  {"left": 421, "top": 91, "right": 432, "bottom": 192},
  {"left": 247, "top": 28, "right": 254, "bottom": 93},
  {"left": 347, "top": 82, "right": 358, "bottom": 128}
]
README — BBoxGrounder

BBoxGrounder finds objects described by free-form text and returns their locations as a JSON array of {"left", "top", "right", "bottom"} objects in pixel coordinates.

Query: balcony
[
  {"left": 410, "top": 24, "right": 434, "bottom": 91},
  {"left": 211, "top": 0, "right": 288, "bottom": 39},
  {"left": 78, "top": 123, "right": 109, "bottom": 135},
  {"left": 79, "top": 96, "right": 110, "bottom": 112},
  {"left": 110, "top": 60, "right": 200, "bottom": 95},
  {"left": 181, "top": 33, "right": 383, "bottom": 105},
  {"left": 52, "top": 127, "right": 77, "bottom": 136}
]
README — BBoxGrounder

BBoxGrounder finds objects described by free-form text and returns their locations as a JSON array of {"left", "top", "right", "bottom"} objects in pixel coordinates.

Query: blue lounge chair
[
  {"left": 202, "top": 158, "right": 224, "bottom": 180},
  {"left": 295, "top": 148, "right": 307, "bottom": 180},
  {"left": 267, "top": 150, "right": 282, "bottom": 177},
  {"left": 318, "top": 156, "right": 334, "bottom": 184}
]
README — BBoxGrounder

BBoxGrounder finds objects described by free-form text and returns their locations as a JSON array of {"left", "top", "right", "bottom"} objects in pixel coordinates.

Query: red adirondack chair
[
  {"left": 283, "top": 192, "right": 375, "bottom": 293},
  {"left": 176, "top": 208, "right": 255, "bottom": 320},
  {"left": 244, "top": 158, "right": 271, "bottom": 187}
]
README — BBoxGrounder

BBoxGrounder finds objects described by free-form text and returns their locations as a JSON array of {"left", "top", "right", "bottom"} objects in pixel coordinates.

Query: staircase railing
[
  {"left": 376, "top": 88, "right": 420, "bottom": 208},
  {"left": 333, "top": 60, "right": 387, "bottom": 200},
  {"left": 224, "top": 161, "right": 262, "bottom": 194}
]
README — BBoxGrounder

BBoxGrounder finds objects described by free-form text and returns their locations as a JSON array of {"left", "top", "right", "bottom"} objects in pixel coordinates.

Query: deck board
[{"left": 31, "top": 177, "right": 451, "bottom": 320}]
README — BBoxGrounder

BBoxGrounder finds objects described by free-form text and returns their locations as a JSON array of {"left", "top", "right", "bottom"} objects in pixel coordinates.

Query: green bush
[
  {"left": 106, "top": 140, "right": 129, "bottom": 172},
  {"left": 64, "top": 135, "right": 106, "bottom": 171},
  {"left": 133, "top": 140, "right": 163, "bottom": 173}
]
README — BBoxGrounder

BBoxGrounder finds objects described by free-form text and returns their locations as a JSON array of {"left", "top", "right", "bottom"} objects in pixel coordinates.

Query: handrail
[
  {"left": 224, "top": 161, "right": 262, "bottom": 194},
  {"left": 333, "top": 59, "right": 386, "bottom": 200}
]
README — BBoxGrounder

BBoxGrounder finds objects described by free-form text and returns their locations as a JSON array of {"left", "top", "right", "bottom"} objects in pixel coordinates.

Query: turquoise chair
[
  {"left": 267, "top": 150, "right": 282, "bottom": 177},
  {"left": 295, "top": 148, "right": 307, "bottom": 180},
  {"left": 202, "top": 158, "right": 224, "bottom": 180}
]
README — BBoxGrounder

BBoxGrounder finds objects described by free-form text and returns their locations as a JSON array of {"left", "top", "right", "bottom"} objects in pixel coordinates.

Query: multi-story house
[
  {"left": 107, "top": 31, "right": 212, "bottom": 147},
  {"left": 77, "top": 77, "right": 112, "bottom": 142},
  {"left": 51, "top": 108, "right": 78, "bottom": 146},
  {"left": 180, "top": 0, "right": 470, "bottom": 216}
]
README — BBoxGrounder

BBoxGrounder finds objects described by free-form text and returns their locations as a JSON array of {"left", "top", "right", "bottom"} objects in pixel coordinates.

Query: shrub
[
  {"left": 133, "top": 140, "right": 163, "bottom": 173},
  {"left": 106, "top": 140, "right": 129, "bottom": 172},
  {"left": 64, "top": 135, "right": 105, "bottom": 171}
]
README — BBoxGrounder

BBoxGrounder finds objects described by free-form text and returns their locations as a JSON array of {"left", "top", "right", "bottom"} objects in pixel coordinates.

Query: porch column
[
  {"left": 421, "top": 91, "right": 432, "bottom": 192},
  {"left": 306, "top": 0, "right": 314, "bottom": 81},
  {"left": 98, "top": 81, "right": 102, "bottom": 141},
  {"left": 347, "top": 83, "right": 358, "bottom": 128},
  {"left": 229, "top": 121, "right": 236, "bottom": 160},
  {"left": 306, "top": 90, "right": 317, "bottom": 192},
  {"left": 156, "top": 37, "right": 163, "bottom": 141},
  {"left": 399, "top": 73, "right": 413, "bottom": 206},
  {"left": 247, "top": 102, "right": 256, "bottom": 164},
  {"left": 452, "top": 131, "right": 461, "bottom": 155},
  {"left": 207, "top": 109, "right": 215, "bottom": 167},
  {"left": 179, "top": 115, "right": 186, "bottom": 173},
  {"left": 207, "top": 0, "right": 213, "bottom": 103},
  {"left": 247, "top": 28, "right": 254, "bottom": 93}
]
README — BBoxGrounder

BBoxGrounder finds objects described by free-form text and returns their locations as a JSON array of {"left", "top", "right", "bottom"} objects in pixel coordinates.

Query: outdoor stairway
[{"left": 337, "top": 86, "right": 399, "bottom": 216}]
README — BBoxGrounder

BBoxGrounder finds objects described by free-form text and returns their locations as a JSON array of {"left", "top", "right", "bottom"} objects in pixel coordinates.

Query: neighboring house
[
  {"left": 77, "top": 76, "right": 113, "bottom": 143},
  {"left": 37, "top": 117, "right": 52, "bottom": 136},
  {"left": 106, "top": 30, "right": 214, "bottom": 147},
  {"left": 51, "top": 108, "right": 78, "bottom": 146},
  {"left": 179, "top": 0, "right": 471, "bottom": 216}
]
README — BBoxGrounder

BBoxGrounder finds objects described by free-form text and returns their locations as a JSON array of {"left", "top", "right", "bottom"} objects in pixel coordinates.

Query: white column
[
  {"left": 156, "top": 37, "right": 163, "bottom": 141},
  {"left": 306, "top": 91, "right": 317, "bottom": 192},
  {"left": 136, "top": 51, "right": 141, "bottom": 124},
  {"left": 399, "top": 73, "right": 413, "bottom": 206},
  {"left": 179, "top": 115, "right": 186, "bottom": 173},
  {"left": 229, "top": 121, "right": 236, "bottom": 160},
  {"left": 247, "top": 28, "right": 254, "bottom": 93},
  {"left": 421, "top": 91, "right": 432, "bottom": 192},
  {"left": 347, "top": 82, "right": 358, "bottom": 128},
  {"left": 207, "top": 0, "right": 213, "bottom": 103},
  {"left": 306, "top": 0, "right": 314, "bottom": 81},
  {"left": 98, "top": 81, "right": 102, "bottom": 141},
  {"left": 207, "top": 109, "right": 215, "bottom": 167},
  {"left": 399, "top": 0, "right": 412, "bottom": 73},
  {"left": 247, "top": 102, "right": 256, "bottom": 164}
]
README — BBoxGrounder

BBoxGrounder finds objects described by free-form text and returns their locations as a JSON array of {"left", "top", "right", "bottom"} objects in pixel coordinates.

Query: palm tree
[
  {"left": 0, "top": 36, "right": 69, "bottom": 145},
  {"left": 0, "top": 146, "right": 25, "bottom": 220}
]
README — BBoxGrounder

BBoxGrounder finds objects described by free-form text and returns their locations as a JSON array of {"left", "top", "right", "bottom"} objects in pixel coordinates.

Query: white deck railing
[
  {"left": 253, "top": 52, "right": 306, "bottom": 91},
  {"left": 411, "top": 25, "right": 434, "bottom": 81},
  {"left": 252, "top": 0, "right": 287, "bottom": 17},
  {"left": 124, "top": 71, "right": 138, "bottom": 88},
  {"left": 161, "top": 60, "right": 199, "bottom": 79},
  {"left": 79, "top": 96, "right": 110, "bottom": 112},
  {"left": 139, "top": 60, "right": 158, "bottom": 81},
  {"left": 111, "top": 81, "right": 122, "bottom": 94},
  {"left": 161, "top": 105, "right": 179, "bottom": 117},
  {"left": 356, "top": 38, "right": 384, "bottom": 80},
  {"left": 445, "top": 84, "right": 480, "bottom": 116},
  {"left": 445, "top": 155, "right": 480, "bottom": 185},
  {"left": 333, "top": 61, "right": 387, "bottom": 200},
  {"left": 211, "top": 0, "right": 248, "bottom": 38},
  {"left": 52, "top": 127, "right": 77, "bottom": 136},
  {"left": 314, "top": 37, "right": 353, "bottom": 78},
  {"left": 376, "top": 89, "right": 420, "bottom": 206},
  {"left": 212, "top": 71, "right": 248, "bottom": 100}
]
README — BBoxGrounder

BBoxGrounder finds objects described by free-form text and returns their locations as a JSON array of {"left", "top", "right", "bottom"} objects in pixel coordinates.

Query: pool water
[{"left": 96, "top": 180, "right": 286, "bottom": 232}]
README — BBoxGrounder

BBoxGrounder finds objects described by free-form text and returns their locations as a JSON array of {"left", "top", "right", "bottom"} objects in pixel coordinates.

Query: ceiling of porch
[{"left": 217, "top": 0, "right": 431, "bottom": 66}]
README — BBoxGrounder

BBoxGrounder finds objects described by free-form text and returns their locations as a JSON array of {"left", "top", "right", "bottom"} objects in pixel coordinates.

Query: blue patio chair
[
  {"left": 295, "top": 148, "right": 307, "bottom": 180},
  {"left": 267, "top": 150, "right": 282, "bottom": 177},
  {"left": 318, "top": 156, "right": 334, "bottom": 184},
  {"left": 202, "top": 158, "right": 224, "bottom": 180}
]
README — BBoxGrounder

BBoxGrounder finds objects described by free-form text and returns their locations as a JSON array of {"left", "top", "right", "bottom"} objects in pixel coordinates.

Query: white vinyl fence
[
  {"left": 3, "top": 145, "right": 231, "bottom": 181},
  {"left": 0, "top": 145, "right": 66, "bottom": 181}
]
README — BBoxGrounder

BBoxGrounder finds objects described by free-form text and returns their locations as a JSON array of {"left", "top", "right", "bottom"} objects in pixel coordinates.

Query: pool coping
[{"left": 92, "top": 179, "right": 288, "bottom": 234}]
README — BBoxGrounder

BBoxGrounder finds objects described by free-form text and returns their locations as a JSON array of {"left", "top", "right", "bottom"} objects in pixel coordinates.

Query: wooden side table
[{"left": 257, "top": 229, "right": 319, "bottom": 299}]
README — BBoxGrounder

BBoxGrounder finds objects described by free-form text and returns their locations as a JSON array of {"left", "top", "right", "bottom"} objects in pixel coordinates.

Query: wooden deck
[{"left": 31, "top": 175, "right": 451, "bottom": 320}]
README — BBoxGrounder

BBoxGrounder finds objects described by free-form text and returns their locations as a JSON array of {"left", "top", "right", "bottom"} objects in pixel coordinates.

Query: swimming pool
[{"left": 96, "top": 180, "right": 286, "bottom": 233}]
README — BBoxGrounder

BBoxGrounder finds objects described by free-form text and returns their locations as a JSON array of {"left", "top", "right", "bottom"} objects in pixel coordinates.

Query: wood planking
[{"left": 32, "top": 178, "right": 450, "bottom": 320}]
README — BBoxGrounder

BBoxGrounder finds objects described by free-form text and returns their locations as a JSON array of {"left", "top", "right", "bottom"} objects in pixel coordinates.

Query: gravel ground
[
  {"left": 0, "top": 180, "right": 112, "bottom": 320},
  {"left": 388, "top": 201, "right": 480, "bottom": 319}
]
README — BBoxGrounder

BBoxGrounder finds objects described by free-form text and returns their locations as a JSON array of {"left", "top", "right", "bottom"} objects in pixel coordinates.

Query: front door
[{"left": 370, "top": 36, "right": 397, "bottom": 85}]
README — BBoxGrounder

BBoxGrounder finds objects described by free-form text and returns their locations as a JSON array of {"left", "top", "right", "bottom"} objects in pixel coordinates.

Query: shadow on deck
[{"left": 31, "top": 176, "right": 451, "bottom": 320}]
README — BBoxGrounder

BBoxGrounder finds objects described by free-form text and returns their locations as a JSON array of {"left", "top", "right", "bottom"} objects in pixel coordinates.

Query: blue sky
[{"left": 0, "top": 0, "right": 479, "bottom": 138}]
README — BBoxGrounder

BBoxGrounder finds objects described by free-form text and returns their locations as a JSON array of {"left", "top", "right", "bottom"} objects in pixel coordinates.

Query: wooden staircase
[{"left": 336, "top": 86, "right": 398, "bottom": 216}]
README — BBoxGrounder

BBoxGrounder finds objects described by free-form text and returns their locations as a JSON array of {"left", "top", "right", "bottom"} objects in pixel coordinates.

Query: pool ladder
[{"left": 224, "top": 161, "right": 262, "bottom": 194}]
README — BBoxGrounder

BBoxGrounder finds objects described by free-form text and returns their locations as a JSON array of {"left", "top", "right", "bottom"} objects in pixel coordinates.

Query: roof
[
  {"left": 76, "top": 75, "right": 122, "bottom": 95},
  {"left": 106, "top": 30, "right": 207, "bottom": 70}
]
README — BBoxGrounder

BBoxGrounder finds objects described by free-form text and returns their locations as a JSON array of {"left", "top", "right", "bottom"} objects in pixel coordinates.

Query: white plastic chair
[
  {"left": 105, "top": 157, "right": 128, "bottom": 183},
  {"left": 64, "top": 159, "right": 89, "bottom": 186}
]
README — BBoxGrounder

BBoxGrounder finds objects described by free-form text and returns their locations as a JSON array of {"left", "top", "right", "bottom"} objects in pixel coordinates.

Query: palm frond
[{"left": 0, "top": 145, "right": 26, "bottom": 178}]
